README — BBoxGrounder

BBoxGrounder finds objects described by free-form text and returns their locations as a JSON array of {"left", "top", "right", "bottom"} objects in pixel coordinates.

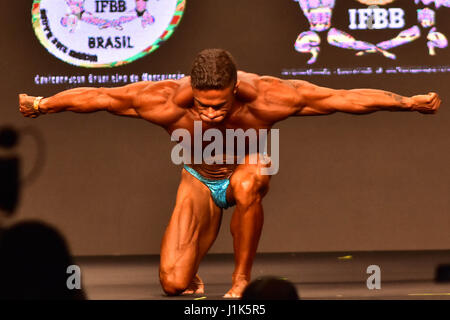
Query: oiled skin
[{"left": 19, "top": 71, "right": 441, "bottom": 297}]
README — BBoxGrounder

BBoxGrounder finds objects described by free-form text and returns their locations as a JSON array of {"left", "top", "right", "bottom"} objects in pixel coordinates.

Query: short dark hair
[{"left": 190, "top": 49, "right": 237, "bottom": 90}]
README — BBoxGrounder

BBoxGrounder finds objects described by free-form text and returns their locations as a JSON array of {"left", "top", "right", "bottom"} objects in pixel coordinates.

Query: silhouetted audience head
[
  {"left": 0, "top": 220, "right": 86, "bottom": 300},
  {"left": 0, "top": 126, "right": 19, "bottom": 149},
  {"left": 435, "top": 264, "right": 450, "bottom": 283},
  {"left": 0, "top": 127, "right": 20, "bottom": 216},
  {"left": 241, "top": 276, "right": 299, "bottom": 300}
]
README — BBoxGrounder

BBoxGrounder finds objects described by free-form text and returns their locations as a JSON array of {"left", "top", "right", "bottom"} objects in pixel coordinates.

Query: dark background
[{"left": 1, "top": 0, "right": 449, "bottom": 255}]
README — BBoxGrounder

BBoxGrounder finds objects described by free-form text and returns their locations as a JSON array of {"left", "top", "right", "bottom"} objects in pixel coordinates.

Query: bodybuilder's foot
[
  {"left": 181, "top": 274, "right": 204, "bottom": 295},
  {"left": 223, "top": 274, "right": 249, "bottom": 298}
]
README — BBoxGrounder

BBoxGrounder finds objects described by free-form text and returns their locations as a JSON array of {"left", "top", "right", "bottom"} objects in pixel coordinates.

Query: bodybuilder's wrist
[
  {"left": 404, "top": 97, "right": 416, "bottom": 111},
  {"left": 37, "top": 97, "right": 49, "bottom": 113}
]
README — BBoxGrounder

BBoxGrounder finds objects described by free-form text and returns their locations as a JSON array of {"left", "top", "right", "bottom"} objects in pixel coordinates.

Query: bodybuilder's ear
[{"left": 234, "top": 80, "right": 241, "bottom": 94}]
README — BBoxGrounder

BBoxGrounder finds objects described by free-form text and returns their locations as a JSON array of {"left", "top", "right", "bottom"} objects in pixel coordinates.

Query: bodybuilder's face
[{"left": 193, "top": 84, "right": 238, "bottom": 124}]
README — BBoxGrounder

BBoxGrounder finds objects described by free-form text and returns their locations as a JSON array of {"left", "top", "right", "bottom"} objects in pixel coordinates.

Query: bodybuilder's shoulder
[
  {"left": 172, "top": 77, "right": 194, "bottom": 108},
  {"left": 237, "top": 72, "right": 291, "bottom": 98},
  {"left": 237, "top": 72, "right": 282, "bottom": 89},
  {"left": 135, "top": 77, "right": 192, "bottom": 105},
  {"left": 252, "top": 76, "right": 302, "bottom": 107}
]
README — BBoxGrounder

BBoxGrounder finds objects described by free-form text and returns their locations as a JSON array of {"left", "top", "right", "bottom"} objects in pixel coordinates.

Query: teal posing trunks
[{"left": 183, "top": 165, "right": 233, "bottom": 209}]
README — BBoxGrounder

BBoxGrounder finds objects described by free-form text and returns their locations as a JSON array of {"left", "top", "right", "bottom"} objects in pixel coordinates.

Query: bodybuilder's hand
[
  {"left": 19, "top": 94, "right": 41, "bottom": 118},
  {"left": 411, "top": 92, "right": 441, "bottom": 114}
]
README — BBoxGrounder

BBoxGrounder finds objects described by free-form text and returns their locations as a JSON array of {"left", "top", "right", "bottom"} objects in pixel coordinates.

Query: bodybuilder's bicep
[
  {"left": 258, "top": 79, "right": 339, "bottom": 120},
  {"left": 290, "top": 81, "right": 339, "bottom": 116}
]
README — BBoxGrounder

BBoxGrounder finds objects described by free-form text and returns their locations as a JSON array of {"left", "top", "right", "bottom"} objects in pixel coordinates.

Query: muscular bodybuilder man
[{"left": 19, "top": 49, "right": 441, "bottom": 298}]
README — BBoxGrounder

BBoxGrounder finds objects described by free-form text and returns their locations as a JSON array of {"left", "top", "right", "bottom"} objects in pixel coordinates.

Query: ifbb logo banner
[
  {"left": 294, "top": 0, "right": 449, "bottom": 64},
  {"left": 32, "top": 0, "right": 186, "bottom": 67}
]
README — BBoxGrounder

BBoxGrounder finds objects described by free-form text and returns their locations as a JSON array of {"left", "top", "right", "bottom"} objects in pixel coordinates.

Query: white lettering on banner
[{"left": 349, "top": 8, "right": 405, "bottom": 30}]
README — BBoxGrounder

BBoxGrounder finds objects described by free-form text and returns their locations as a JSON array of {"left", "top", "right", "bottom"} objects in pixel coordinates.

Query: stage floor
[{"left": 75, "top": 251, "right": 450, "bottom": 300}]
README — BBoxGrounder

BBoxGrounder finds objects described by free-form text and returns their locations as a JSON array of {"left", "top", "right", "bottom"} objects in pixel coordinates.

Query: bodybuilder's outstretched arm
[
  {"left": 251, "top": 76, "right": 441, "bottom": 123},
  {"left": 19, "top": 78, "right": 192, "bottom": 126},
  {"left": 290, "top": 80, "right": 441, "bottom": 116}
]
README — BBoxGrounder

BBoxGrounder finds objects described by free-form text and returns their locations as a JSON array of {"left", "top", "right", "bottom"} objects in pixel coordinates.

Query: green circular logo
[{"left": 32, "top": 0, "right": 186, "bottom": 68}]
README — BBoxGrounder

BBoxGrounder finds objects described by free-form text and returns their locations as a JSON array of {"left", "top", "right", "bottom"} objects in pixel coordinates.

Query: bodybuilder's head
[{"left": 190, "top": 49, "right": 239, "bottom": 124}]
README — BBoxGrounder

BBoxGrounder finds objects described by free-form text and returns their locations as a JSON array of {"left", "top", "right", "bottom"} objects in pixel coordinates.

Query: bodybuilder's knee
[
  {"left": 232, "top": 173, "right": 269, "bottom": 208},
  {"left": 159, "top": 270, "right": 190, "bottom": 296}
]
